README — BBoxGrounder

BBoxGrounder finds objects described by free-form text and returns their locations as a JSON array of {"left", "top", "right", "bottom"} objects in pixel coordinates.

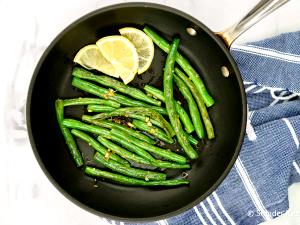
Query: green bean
[
  {"left": 163, "top": 38, "right": 198, "bottom": 160},
  {"left": 107, "top": 133, "right": 190, "bottom": 169},
  {"left": 187, "top": 134, "right": 199, "bottom": 146},
  {"left": 126, "top": 114, "right": 176, "bottom": 137},
  {"left": 72, "top": 77, "right": 152, "bottom": 107},
  {"left": 132, "top": 119, "right": 174, "bottom": 144},
  {"left": 93, "top": 152, "right": 166, "bottom": 181},
  {"left": 125, "top": 114, "right": 165, "bottom": 130},
  {"left": 70, "top": 129, "right": 129, "bottom": 166},
  {"left": 174, "top": 75, "right": 205, "bottom": 139},
  {"left": 175, "top": 68, "right": 215, "bottom": 139},
  {"left": 144, "top": 85, "right": 165, "bottom": 101},
  {"left": 63, "top": 97, "right": 120, "bottom": 108},
  {"left": 87, "top": 105, "right": 116, "bottom": 113},
  {"left": 72, "top": 67, "right": 161, "bottom": 106},
  {"left": 174, "top": 102, "right": 194, "bottom": 133},
  {"left": 55, "top": 100, "right": 83, "bottom": 167},
  {"left": 85, "top": 167, "right": 189, "bottom": 186},
  {"left": 111, "top": 128, "right": 187, "bottom": 164},
  {"left": 149, "top": 106, "right": 168, "bottom": 115},
  {"left": 82, "top": 115, "right": 155, "bottom": 144},
  {"left": 178, "top": 113, "right": 194, "bottom": 133},
  {"left": 109, "top": 133, "right": 156, "bottom": 162},
  {"left": 91, "top": 107, "right": 174, "bottom": 138},
  {"left": 143, "top": 26, "right": 214, "bottom": 107},
  {"left": 62, "top": 119, "right": 109, "bottom": 136},
  {"left": 144, "top": 85, "right": 194, "bottom": 133},
  {"left": 153, "top": 160, "right": 190, "bottom": 169},
  {"left": 97, "top": 136, "right": 151, "bottom": 164}
]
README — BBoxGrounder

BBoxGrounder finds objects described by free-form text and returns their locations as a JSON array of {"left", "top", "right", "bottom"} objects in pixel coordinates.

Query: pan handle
[{"left": 217, "top": 0, "right": 290, "bottom": 47}]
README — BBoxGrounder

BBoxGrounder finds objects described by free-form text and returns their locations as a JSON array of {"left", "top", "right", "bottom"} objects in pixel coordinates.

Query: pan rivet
[
  {"left": 221, "top": 66, "right": 230, "bottom": 77},
  {"left": 186, "top": 27, "right": 197, "bottom": 36}
]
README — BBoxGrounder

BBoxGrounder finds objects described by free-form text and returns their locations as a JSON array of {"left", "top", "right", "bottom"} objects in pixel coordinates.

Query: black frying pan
[{"left": 26, "top": 1, "right": 287, "bottom": 222}]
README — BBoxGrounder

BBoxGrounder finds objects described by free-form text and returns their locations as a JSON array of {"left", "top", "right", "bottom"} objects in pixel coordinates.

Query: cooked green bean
[
  {"left": 71, "top": 129, "right": 129, "bottom": 166},
  {"left": 131, "top": 119, "right": 196, "bottom": 146},
  {"left": 87, "top": 105, "right": 116, "bottom": 113},
  {"left": 143, "top": 26, "right": 214, "bottom": 107},
  {"left": 144, "top": 85, "right": 165, "bottom": 101},
  {"left": 93, "top": 152, "right": 166, "bottom": 181},
  {"left": 85, "top": 166, "right": 189, "bottom": 186},
  {"left": 82, "top": 115, "right": 155, "bottom": 144},
  {"left": 103, "top": 132, "right": 190, "bottom": 169},
  {"left": 174, "top": 75, "right": 204, "bottom": 139},
  {"left": 91, "top": 107, "right": 174, "bottom": 138},
  {"left": 72, "top": 77, "right": 154, "bottom": 107},
  {"left": 163, "top": 38, "right": 198, "bottom": 160},
  {"left": 153, "top": 160, "right": 190, "bottom": 169},
  {"left": 126, "top": 114, "right": 165, "bottom": 129},
  {"left": 72, "top": 67, "right": 161, "bottom": 106},
  {"left": 107, "top": 133, "right": 190, "bottom": 169},
  {"left": 63, "top": 97, "right": 120, "bottom": 108},
  {"left": 174, "top": 102, "right": 195, "bottom": 133},
  {"left": 149, "top": 106, "right": 168, "bottom": 115},
  {"left": 63, "top": 119, "right": 109, "bottom": 136},
  {"left": 132, "top": 119, "right": 174, "bottom": 144},
  {"left": 108, "top": 133, "right": 156, "bottom": 162},
  {"left": 175, "top": 68, "right": 215, "bottom": 139},
  {"left": 144, "top": 85, "right": 194, "bottom": 133},
  {"left": 111, "top": 128, "right": 187, "bottom": 164},
  {"left": 126, "top": 114, "right": 176, "bottom": 137},
  {"left": 97, "top": 136, "right": 151, "bottom": 164},
  {"left": 187, "top": 134, "right": 199, "bottom": 146},
  {"left": 55, "top": 100, "right": 83, "bottom": 167}
]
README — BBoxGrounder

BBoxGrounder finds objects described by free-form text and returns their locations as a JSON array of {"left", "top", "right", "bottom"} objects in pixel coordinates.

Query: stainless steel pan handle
[{"left": 217, "top": 0, "right": 290, "bottom": 47}]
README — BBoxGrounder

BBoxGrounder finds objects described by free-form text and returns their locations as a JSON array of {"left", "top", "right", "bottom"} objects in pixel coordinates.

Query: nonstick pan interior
[{"left": 27, "top": 3, "right": 247, "bottom": 221}]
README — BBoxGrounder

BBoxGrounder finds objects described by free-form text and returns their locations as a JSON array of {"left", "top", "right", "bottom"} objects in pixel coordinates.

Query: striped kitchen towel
[{"left": 102, "top": 31, "right": 300, "bottom": 225}]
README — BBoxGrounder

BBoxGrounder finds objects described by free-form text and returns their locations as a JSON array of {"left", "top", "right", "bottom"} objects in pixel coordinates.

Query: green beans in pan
[
  {"left": 125, "top": 114, "right": 166, "bottom": 130},
  {"left": 55, "top": 100, "right": 83, "bottom": 167},
  {"left": 175, "top": 68, "right": 215, "bottom": 139},
  {"left": 93, "top": 152, "right": 166, "bottom": 181},
  {"left": 144, "top": 85, "right": 194, "bottom": 133},
  {"left": 143, "top": 26, "right": 214, "bottom": 107},
  {"left": 91, "top": 107, "right": 174, "bottom": 138},
  {"left": 85, "top": 166, "right": 189, "bottom": 186},
  {"left": 87, "top": 105, "right": 117, "bottom": 113},
  {"left": 71, "top": 129, "right": 129, "bottom": 166},
  {"left": 82, "top": 115, "right": 155, "bottom": 145},
  {"left": 72, "top": 77, "right": 163, "bottom": 110},
  {"left": 131, "top": 119, "right": 174, "bottom": 144},
  {"left": 97, "top": 136, "right": 151, "bottom": 165},
  {"left": 63, "top": 97, "right": 120, "bottom": 108},
  {"left": 163, "top": 38, "right": 198, "bottom": 160},
  {"left": 107, "top": 133, "right": 191, "bottom": 169},
  {"left": 111, "top": 128, "right": 187, "bottom": 165},
  {"left": 174, "top": 75, "right": 205, "bottom": 139},
  {"left": 72, "top": 67, "right": 161, "bottom": 106},
  {"left": 63, "top": 119, "right": 109, "bottom": 136}
]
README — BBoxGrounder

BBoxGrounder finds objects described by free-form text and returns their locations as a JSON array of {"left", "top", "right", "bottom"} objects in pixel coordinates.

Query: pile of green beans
[{"left": 55, "top": 27, "right": 216, "bottom": 187}]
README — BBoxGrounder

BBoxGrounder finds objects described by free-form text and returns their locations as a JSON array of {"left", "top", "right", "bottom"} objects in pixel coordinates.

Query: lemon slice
[
  {"left": 119, "top": 27, "right": 154, "bottom": 74},
  {"left": 73, "top": 44, "right": 119, "bottom": 78},
  {"left": 96, "top": 35, "right": 139, "bottom": 84}
]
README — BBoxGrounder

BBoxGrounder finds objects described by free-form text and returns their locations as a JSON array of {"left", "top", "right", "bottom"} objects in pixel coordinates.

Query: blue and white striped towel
[{"left": 103, "top": 31, "right": 300, "bottom": 225}]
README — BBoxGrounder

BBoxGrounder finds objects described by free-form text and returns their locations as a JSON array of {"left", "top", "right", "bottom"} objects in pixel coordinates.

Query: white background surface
[{"left": 1, "top": 0, "right": 300, "bottom": 224}]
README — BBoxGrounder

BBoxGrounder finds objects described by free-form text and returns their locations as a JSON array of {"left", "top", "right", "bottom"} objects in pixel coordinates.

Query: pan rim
[{"left": 26, "top": 2, "right": 247, "bottom": 222}]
